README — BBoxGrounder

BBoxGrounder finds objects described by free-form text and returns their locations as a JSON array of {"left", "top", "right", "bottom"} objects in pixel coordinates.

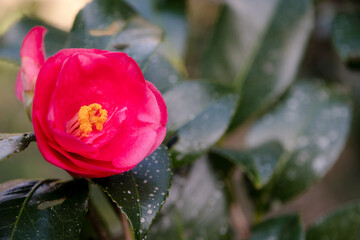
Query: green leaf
[
  {"left": 148, "top": 156, "right": 231, "bottom": 240},
  {"left": 67, "top": 0, "right": 163, "bottom": 69},
  {"left": 0, "top": 179, "right": 89, "bottom": 240},
  {"left": 247, "top": 80, "right": 352, "bottom": 208},
  {"left": 123, "top": 0, "right": 188, "bottom": 57},
  {"left": 93, "top": 146, "right": 172, "bottom": 240},
  {"left": 211, "top": 141, "right": 284, "bottom": 189},
  {"left": 203, "top": 0, "right": 314, "bottom": 128},
  {"left": 0, "top": 133, "right": 35, "bottom": 161},
  {"left": 250, "top": 214, "right": 304, "bottom": 240},
  {"left": 0, "top": 17, "right": 68, "bottom": 64},
  {"left": 143, "top": 49, "right": 185, "bottom": 93},
  {"left": 164, "top": 80, "right": 239, "bottom": 166},
  {"left": 332, "top": 12, "right": 360, "bottom": 70},
  {"left": 306, "top": 201, "right": 360, "bottom": 240}
]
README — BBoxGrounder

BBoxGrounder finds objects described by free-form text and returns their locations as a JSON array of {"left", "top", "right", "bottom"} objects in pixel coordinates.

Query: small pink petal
[
  {"left": 20, "top": 26, "right": 47, "bottom": 92},
  {"left": 20, "top": 26, "right": 47, "bottom": 65}
]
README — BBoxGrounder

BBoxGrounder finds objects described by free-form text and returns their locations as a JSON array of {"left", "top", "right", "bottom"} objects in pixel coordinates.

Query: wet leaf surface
[
  {"left": 164, "top": 80, "right": 238, "bottom": 166},
  {"left": 143, "top": 50, "right": 185, "bottom": 93},
  {"left": 247, "top": 80, "right": 352, "bottom": 209},
  {"left": 93, "top": 146, "right": 172, "bottom": 240}
]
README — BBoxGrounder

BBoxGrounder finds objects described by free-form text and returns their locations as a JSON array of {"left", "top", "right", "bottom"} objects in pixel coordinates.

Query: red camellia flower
[{"left": 16, "top": 26, "right": 167, "bottom": 178}]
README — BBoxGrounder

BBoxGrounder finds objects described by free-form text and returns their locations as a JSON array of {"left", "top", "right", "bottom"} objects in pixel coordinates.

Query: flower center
[{"left": 67, "top": 103, "right": 108, "bottom": 138}]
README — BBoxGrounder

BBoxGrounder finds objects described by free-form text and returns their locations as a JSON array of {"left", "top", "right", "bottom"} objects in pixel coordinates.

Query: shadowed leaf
[
  {"left": 148, "top": 156, "right": 231, "bottom": 240},
  {"left": 0, "top": 179, "right": 89, "bottom": 240},
  {"left": 212, "top": 141, "right": 284, "bottom": 189},
  {"left": 307, "top": 201, "right": 360, "bottom": 240},
  {"left": 250, "top": 214, "right": 304, "bottom": 240},
  {"left": 332, "top": 12, "right": 360, "bottom": 70}
]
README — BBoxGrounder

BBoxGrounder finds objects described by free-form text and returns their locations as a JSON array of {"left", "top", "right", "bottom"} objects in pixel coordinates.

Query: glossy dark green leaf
[
  {"left": 123, "top": 0, "right": 187, "bottom": 57},
  {"left": 148, "top": 156, "right": 231, "bottom": 240},
  {"left": 0, "top": 133, "right": 35, "bottom": 161},
  {"left": 212, "top": 141, "right": 284, "bottom": 189},
  {"left": 164, "top": 80, "right": 239, "bottom": 166},
  {"left": 250, "top": 214, "right": 304, "bottom": 240},
  {"left": 332, "top": 12, "right": 360, "bottom": 69},
  {"left": 0, "top": 179, "right": 89, "bottom": 240},
  {"left": 203, "top": 0, "right": 314, "bottom": 128},
  {"left": 306, "top": 201, "right": 360, "bottom": 240},
  {"left": 247, "top": 80, "right": 352, "bottom": 207},
  {"left": 67, "top": 0, "right": 163, "bottom": 69},
  {"left": 93, "top": 146, "right": 172, "bottom": 240},
  {"left": 143, "top": 49, "right": 185, "bottom": 93},
  {"left": 0, "top": 17, "right": 68, "bottom": 64}
]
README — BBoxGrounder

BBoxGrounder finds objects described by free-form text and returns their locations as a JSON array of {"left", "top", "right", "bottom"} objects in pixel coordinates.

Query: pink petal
[
  {"left": 99, "top": 125, "right": 158, "bottom": 169},
  {"left": 145, "top": 81, "right": 168, "bottom": 126},
  {"left": 20, "top": 26, "right": 47, "bottom": 92},
  {"left": 33, "top": 117, "right": 94, "bottom": 176},
  {"left": 147, "top": 126, "right": 167, "bottom": 155},
  {"left": 20, "top": 26, "right": 47, "bottom": 65}
]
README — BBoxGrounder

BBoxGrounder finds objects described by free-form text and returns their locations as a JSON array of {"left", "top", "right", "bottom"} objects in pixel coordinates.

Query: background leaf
[
  {"left": 250, "top": 214, "right": 304, "bottom": 240},
  {"left": 203, "top": 0, "right": 314, "bottom": 128},
  {"left": 306, "top": 201, "right": 360, "bottom": 240},
  {"left": 331, "top": 12, "right": 360, "bottom": 70},
  {"left": 247, "top": 80, "right": 352, "bottom": 210},
  {"left": 211, "top": 141, "right": 284, "bottom": 189},
  {"left": 143, "top": 50, "right": 185, "bottom": 93},
  {"left": 120, "top": 0, "right": 188, "bottom": 92},
  {"left": 164, "top": 80, "right": 238, "bottom": 166},
  {"left": 123, "top": 0, "right": 188, "bottom": 57},
  {"left": 148, "top": 156, "right": 231, "bottom": 240},
  {"left": 93, "top": 146, "right": 172, "bottom": 240},
  {"left": 0, "top": 179, "right": 89, "bottom": 240},
  {"left": 0, "top": 133, "right": 35, "bottom": 161},
  {"left": 67, "top": 0, "right": 163, "bottom": 70},
  {"left": 0, "top": 16, "right": 68, "bottom": 64}
]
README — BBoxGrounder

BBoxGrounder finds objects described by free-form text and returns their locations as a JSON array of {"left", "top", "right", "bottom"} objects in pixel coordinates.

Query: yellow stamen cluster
[{"left": 78, "top": 103, "right": 108, "bottom": 137}]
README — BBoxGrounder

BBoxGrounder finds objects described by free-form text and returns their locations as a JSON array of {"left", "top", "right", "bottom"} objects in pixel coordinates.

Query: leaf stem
[
  {"left": 229, "top": 169, "right": 251, "bottom": 239},
  {"left": 88, "top": 200, "right": 111, "bottom": 240}
]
